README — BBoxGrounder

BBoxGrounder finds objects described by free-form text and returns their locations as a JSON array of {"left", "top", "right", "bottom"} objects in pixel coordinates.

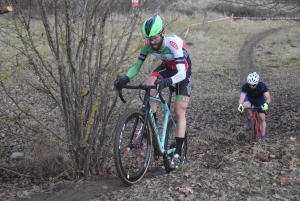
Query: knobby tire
[
  {"left": 250, "top": 120, "right": 257, "bottom": 141},
  {"left": 114, "top": 109, "right": 152, "bottom": 185}
]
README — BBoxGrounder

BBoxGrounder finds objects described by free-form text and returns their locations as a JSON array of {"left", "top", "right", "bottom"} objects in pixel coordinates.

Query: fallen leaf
[
  {"left": 77, "top": 179, "right": 84, "bottom": 184},
  {"left": 269, "top": 154, "right": 276, "bottom": 159},
  {"left": 280, "top": 175, "right": 289, "bottom": 185},
  {"left": 273, "top": 194, "right": 284, "bottom": 199},
  {"left": 219, "top": 194, "right": 228, "bottom": 201},
  {"left": 187, "top": 194, "right": 196, "bottom": 200},
  {"left": 253, "top": 174, "right": 260, "bottom": 181},
  {"left": 176, "top": 186, "right": 194, "bottom": 194},
  {"left": 191, "top": 182, "right": 202, "bottom": 187},
  {"left": 288, "top": 179, "right": 295, "bottom": 185},
  {"left": 289, "top": 136, "right": 296, "bottom": 141},
  {"left": 184, "top": 173, "right": 191, "bottom": 177},
  {"left": 228, "top": 181, "right": 236, "bottom": 188},
  {"left": 291, "top": 157, "right": 298, "bottom": 166}
]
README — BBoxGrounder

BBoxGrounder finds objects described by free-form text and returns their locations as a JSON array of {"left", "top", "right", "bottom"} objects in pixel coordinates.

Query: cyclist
[
  {"left": 237, "top": 72, "right": 271, "bottom": 141},
  {"left": 114, "top": 14, "right": 192, "bottom": 169}
]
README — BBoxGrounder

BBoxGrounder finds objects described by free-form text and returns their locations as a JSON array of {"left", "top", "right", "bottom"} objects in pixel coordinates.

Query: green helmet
[{"left": 142, "top": 15, "right": 164, "bottom": 38}]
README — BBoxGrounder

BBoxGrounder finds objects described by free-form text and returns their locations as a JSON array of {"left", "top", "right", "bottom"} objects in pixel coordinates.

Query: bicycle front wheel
[
  {"left": 250, "top": 120, "right": 257, "bottom": 141},
  {"left": 114, "top": 109, "right": 152, "bottom": 185},
  {"left": 163, "top": 119, "right": 188, "bottom": 173}
]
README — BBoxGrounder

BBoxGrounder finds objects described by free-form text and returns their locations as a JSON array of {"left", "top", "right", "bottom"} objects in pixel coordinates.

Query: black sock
[{"left": 175, "top": 137, "right": 184, "bottom": 156}]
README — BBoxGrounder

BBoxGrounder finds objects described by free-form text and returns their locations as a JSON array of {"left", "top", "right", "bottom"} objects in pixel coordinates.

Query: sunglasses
[
  {"left": 248, "top": 84, "right": 257, "bottom": 86},
  {"left": 148, "top": 33, "right": 163, "bottom": 42}
]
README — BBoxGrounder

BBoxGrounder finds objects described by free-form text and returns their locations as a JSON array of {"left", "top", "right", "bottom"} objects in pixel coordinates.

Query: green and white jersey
[{"left": 126, "top": 34, "right": 189, "bottom": 84}]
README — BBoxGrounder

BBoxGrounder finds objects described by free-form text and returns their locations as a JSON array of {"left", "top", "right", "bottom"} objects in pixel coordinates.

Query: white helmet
[{"left": 247, "top": 72, "right": 259, "bottom": 85}]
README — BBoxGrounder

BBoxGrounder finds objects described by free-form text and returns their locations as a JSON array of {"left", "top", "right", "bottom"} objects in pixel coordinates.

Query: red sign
[
  {"left": 180, "top": 97, "right": 190, "bottom": 102},
  {"left": 170, "top": 41, "right": 178, "bottom": 50},
  {"left": 132, "top": 0, "right": 139, "bottom": 7}
]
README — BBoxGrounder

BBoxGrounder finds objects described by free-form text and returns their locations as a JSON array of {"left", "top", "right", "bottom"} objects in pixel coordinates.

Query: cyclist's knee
[
  {"left": 258, "top": 113, "right": 266, "bottom": 122},
  {"left": 150, "top": 89, "right": 156, "bottom": 96},
  {"left": 148, "top": 76, "right": 157, "bottom": 96},
  {"left": 243, "top": 101, "right": 251, "bottom": 107},
  {"left": 147, "top": 76, "right": 156, "bottom": 85},
  {"left": 174, "top": 106, "right": 187, "bottom": 118}
]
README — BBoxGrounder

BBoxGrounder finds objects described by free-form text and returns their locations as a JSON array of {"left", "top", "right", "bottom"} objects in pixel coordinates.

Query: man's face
[
  {"left": 248, "top": 83, "right": 257, "bottom": 90},
  {"left": 148, "top": 34, "right": 164, "bottom": 51}
]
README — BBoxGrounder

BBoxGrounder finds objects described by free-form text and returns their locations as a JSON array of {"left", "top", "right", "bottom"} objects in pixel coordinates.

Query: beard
[{"left": 151, "top": 37, "right": 164, "bottom": 51}]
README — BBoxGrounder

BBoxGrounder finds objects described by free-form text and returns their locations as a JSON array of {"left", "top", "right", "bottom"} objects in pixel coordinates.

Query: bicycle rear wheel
[
  {"left": 114, "top": 109, "right": 152, "bottom": 185},
  {"left": 163, "top": 119, "right": 188, "bottom": 173}
]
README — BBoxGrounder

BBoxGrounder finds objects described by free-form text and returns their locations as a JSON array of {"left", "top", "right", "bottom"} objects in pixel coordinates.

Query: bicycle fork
[{"left": 121, "top": 114, "right": 149, "bottom": 161}]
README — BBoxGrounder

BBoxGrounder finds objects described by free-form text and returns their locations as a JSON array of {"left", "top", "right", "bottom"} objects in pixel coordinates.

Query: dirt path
[
  {"left": 14, "top": 26, "right": 300, "bottom": 201},
  {"left": 238, "top": 28, "right": 282, "bottom": 84}
]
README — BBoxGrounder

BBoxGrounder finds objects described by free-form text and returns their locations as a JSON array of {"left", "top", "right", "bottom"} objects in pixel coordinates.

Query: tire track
[{"left": 238, "top": 27, "right": 282, "bottom": 84}]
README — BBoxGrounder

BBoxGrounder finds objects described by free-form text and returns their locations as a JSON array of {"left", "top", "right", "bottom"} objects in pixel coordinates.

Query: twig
[
  {"left": 51, "top": 168, "right": 73, "bottom": 182},
  {"left": 0, "top": 166, "right": 30, "bottom": 177}
]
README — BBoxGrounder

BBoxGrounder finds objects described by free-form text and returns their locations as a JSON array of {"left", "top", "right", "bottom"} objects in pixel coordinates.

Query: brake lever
[{"left": 118, "top": 89, "right": 126, "bottom": 103}]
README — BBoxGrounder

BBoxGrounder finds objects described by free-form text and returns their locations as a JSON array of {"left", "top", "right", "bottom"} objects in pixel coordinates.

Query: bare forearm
[
  {"left": 265, "top": 97, "right": 271, "bottom": 105},
  {"left": 238, "top": 94, "right": 246, "bottom": 105},
  {"left": 264, "top": 92, "right": 271, "bottom": 104}
]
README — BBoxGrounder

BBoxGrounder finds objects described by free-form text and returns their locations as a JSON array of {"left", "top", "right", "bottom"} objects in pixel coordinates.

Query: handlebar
[
  {"left": 244, "top": 105, "right": 261, "bottom": 110},
  {"left": 117, "top": 84, "right": 175, "bottom": 104}
]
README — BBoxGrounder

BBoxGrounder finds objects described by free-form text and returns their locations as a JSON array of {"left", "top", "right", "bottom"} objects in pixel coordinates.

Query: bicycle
[
  {"left": 244, "top": 105, "right": 262, "bottom": 141},
  {"left": 113, "top": 80, "right": 188, "bottom": 185}
]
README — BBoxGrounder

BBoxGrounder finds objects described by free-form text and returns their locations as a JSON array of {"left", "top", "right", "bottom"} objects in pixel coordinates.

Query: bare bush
[{"left": 0, "top": 0, "right": 148, "bottom": 180}]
